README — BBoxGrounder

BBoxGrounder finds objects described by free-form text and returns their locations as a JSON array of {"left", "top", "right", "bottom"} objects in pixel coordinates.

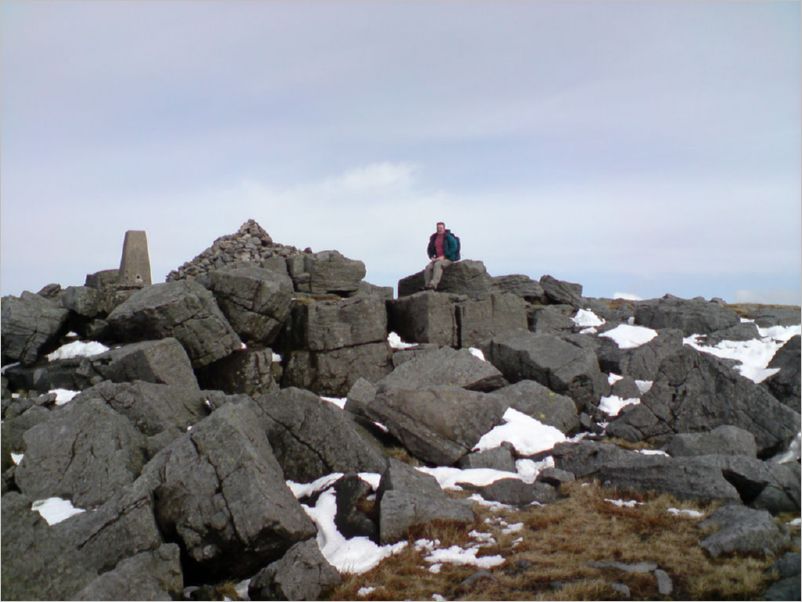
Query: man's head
[{"left": 436, "top": 222, "right": 445, "bottom": 234}]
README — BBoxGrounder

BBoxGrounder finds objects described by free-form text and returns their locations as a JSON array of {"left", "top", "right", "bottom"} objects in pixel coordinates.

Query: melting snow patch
[
  {"left": 469, "top": 347, "right": 486, "bottom": 361},
  {"left": 668, "top": 508, "right": 704, "bottom": 518},
  {"left": 598, "top": 395, "right": 640, "bottom": 417},
  {"left": 234, "top": 579, "right": 250, "bottom": 600},
  {"left": 605, "top": 498, "right": 642, "bottom": 508},
  {"left": 573, "top": 308, "right": 605, "bottom": 328},
  {"left": 47, "top": 341, "right": 110, "bottom": 361},
  {"left": 417, "top": 466, "right": 518, "bottom": 491},
  {"left": 469, "top": 530, "right": 496, "bottom": 545},
  {"left": 288, "top": 473, "right": 344, "bottom": 499},
  {"left": 429, "top": 563, "right": 442, "bottom": 574},
  {"left": 474, "top": 408, "right": 566, "bottom": 455},
  {"left": 271, "top": 352, "right": 282, "bottom": 362},
  {"left": 357, "top": 586, "right": 376, "bottom": 597},
  {"left": 1, "top": 362, "right": 20, "bottom": 375},
  {"left": 424, "top": 545, "right": 504, "bottom": 569},
  {"left": 607, "top": 373, "right": 624, "bottom": 385},
  {"left": 11, "top": 453, "right": 23, "bottom": 465},
  {"left": 787, "top": 518, "right": 801, "bottom": 527},
  {"left": 599, "top": 324, "right": 658, "bottom": 349},
  {"left": 50, "top": 389, "right": 79, "bottom": 406},
  {"left": 32, "top": 497, "right": 86, "bottom": 525},
  {"left": 635, "top": 380, "right": 653, "bottom": 394},
  {"left": 467, "top": 494, "right": 514, "bottom": 511},
  {"left": 613, "top": 292, "right": 643, "bottom": 301},
  {"left": 388, "top": 331, "right": 417, "bottom": 349},
  {"left": 515, "top": 457, "right": 554, "bottom": 484},
  {"left": 321, "top": 396, "right": 347, "bottom": 410},
  {"left": 240, "top": 342, "right": 248, "bottom": 350},
  {"left": 637, "top": 449, "right": 670, "bottom": 457},
  {"left": 432, "top": 594, "right": 446, "bottom": 601},
  {"left": 502, "top": 522, "right": 524, "bottom": 534}
]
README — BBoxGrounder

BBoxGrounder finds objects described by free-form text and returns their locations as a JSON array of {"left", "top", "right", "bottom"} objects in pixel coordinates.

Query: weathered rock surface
[
  {"left": 731, "top": 304, "right": 801, "bottom": 328},
  {"left": 486, "top": 330, "right": 609, "bottom": 411},
  {"left": 379, "top": 347, "right": 506, "bottom": 392},
  {"left": 398, "top": 260, "right": 493, "bottom": 298},
  {"left": 458, "top": 445, "right": 516, "bottom": 472},
  {"left": 284, "top": 294, "right": 387, "bottom": 351},
  {"left": 1, "top": 292, "right": 69, "bottom": 365},
  {"left": 665, "top": 425, "right": 758, "bottom": 458},
  {"left": 248, "top": 539, "right": 342, "bottom": 601},
  {"left": 1, "top": 405, "right": 50, "bottom": 471},
  {"left": 201, "top": 266, "right": 293, "bottom": 344},
  {"left": 492, "top": 274, "right": 547, "bottom": 303},
  {"left": 491, "top": 380, "right": 580, "bottom": 434},
  {"left": 196, "top": 347, "right": 278, "bottom": 397},
  {"left": 287, "top": 250, "right": 366, "bottom": 295},
  {"left": 366, "top": 385, "right": 507, "bottom": 466},
  {"left": 252, "top": 387, "right": 388, "bottom": 482},
  {"left": 92, "top": 338, "right": 199, "bottom": 389},
  {"left": 699, "top": 505, "right": 789, "bottom": 558},
  {"left": 107, "top": 280, "right": 242, "bottom": 368},
  {"left": 333, "top": 474, "right": 378, "bottom": 540},
  {"left": 540, "top": 275, "right": 583, "bottom": 307},
  {"left": 457, "top": 293, "right": 529, "bottom": 347},
  {"left": 606, "top": 346, "right": 801, "bottom": 455},
  {"left": 596, "top": 329, "right": 684, "bottom": 381},
  {"left": 388, "top": 291, "right": 459, "bottom": 346},
  {"left": 764, "top": 335, "right": 801, "bottom": 410},
  {"left": 471, "top": 478, "right": 558, "bottom": 506},
  {"left": 704, "top": 321, "right": 761, "bottom": 344},
  {"left": 529, "top": 305, "right": 576, "bottom": 335},
  {"left": 633, "top": 295, "right": 740, "bottom": 336}
]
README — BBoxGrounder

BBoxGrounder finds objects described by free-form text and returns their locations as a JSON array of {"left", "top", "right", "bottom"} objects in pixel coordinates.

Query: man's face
[{"left": 436, "top": 223, "right": 445, "bottom": 234}]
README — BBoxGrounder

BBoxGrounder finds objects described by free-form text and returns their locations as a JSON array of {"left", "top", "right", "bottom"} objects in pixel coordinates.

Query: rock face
[
  {"left": 379, "top": 347, "right": 507, "bottom": 392},
  {"left": 398, "top": 260, "right": 493, "bottom": 298},
  {"left": 633, "top": 295, "right": 740, "bottom": 336},
  {"left": 366, "top": 385, "right": 507, "bottom": 465},
  {"left": 287, "top": 250, "right": 366, "bottom": 295},
  {"left": 201, "top": 266, "right": 293, "bottom": 344},
  {"left": 486, "top": 330, "right": 609, "bottom": 411},
  {"left": 92, "top": 338, "right": 200, "bottom": 389},
  {"left": 248, "top": 540, "right": 342, "bottom": 601},
  {"left": 492, "top": 274, "right": 547, "bottom": 303},
  {"left": 606, "top": 347, "right": 801, "bottom": 456},
  {"left": 388, "top": 291, "right": 459, "bottom": 346},
  {"left": 1, "top": 292, "right": 69, "bottom": 365},
  {"left": 457, "top": 293, "right": 529, "bottom": 347},
  {"left": 107, "top": 280, "right": 242, "bottom": 368},
  {"left": 699, "top": 505, "right": 790, "bottom": 558},
  {"left": 197, "top": 347, "right": 278, "bottom": 396},
  {"left": 665, "top": 425, "right": 758, "bottom": 458},
  {"left": 596, "top": 329, "right": 684, "bottom": 381},
  {"left": 539, "top": 275, "right": 583, "bottom": 307},
  {"left": 764, "top": 335, "right": 801, "bottom": 410}
]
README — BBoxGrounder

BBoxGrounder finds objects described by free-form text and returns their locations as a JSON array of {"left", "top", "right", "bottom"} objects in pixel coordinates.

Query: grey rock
[
  {"left": 606, "top": 346, "right": 801, "bottom": 455},
  {"left": 287, "top": 250, "right": 366, "bottom": 295},
  {"left": 284, "top": 294, "right": 387, "bottom": 351},
  {"left": 634, "top": 295, "right": 740, "bottom": 336},
  {"left": 540, "top": 275, "right": 583, "bottom": 307},
  {"left": 344, "top": 377, "right": 378, "bottom": 418},
  {"left": 391, "top": 344, "right": 440, "bottom": 368},
  {"left": 196, "top": 347, "right": 277, "bottom": 396},
  {"left": 731, "top": 304, "right": 800, "bottom": 328},
  {"left": 666, "top": 425, "right": 758, "bottom": 458},
  {"left": 377, "top": 459, "right": 474, "bottom": 543},
  {"left": 388, "top": 291, "right": 459, "bottom": 346},
  {"left": 1, "top": 405, "right": 51, "bottom": 472},
  {"left": 380, "top": 347, "right": 506, "bottom": 392},
  {"left": 400, "top": 260, "right": 494, "bottom": 299},
  {"left": 248, "top": 539, "right": 341, "bottom": 601},
  {"left": 457, "top": 293, "right": 529, "bottom": 347},
  {"left": 536, "top": 467, "right": 576, "bottom": 487},
  {"left": 699, "top": 505, "right": 789, "bottom": 557},
  {"left": 588, "top": 560, "right": 658, "bottom": 573},
  {"left": 147, "top": 400, "right": 317, "bottom": 579},
  {"left": 597, "top": 328, "right": 684, "bottom": 381},
  {"left": 37, "top": 283, "right": 63, "bottom": 299},
  {"left": 15, "top": 398, "right": 147, "bottom": 508},
  {"left": 762, "top": 576, "right": 801, "bottom": 601},
  {"left": 768, "top": 552, "right": 801, "bottom": 579},
  {"left": 529, "top": 306, "right": 576, "bottom": 334},
  {"left": 764, "top": 335, "right": 801, "bottom": 410},
  {"left": 582, "top": 298, "right": 636, "bottom": 324},
  {"left": 458, "top": 445, "right": 516, "bottom": 472},
  {"left": 610, "top": 376, "right": 642, "bottom": 399},
  {"left": 61, "top": 286, "right": 102, "bottom": 319},
  {"left": 486, "top": 330, "right": 608, "bottom": 411},
  {"left": 366, "top": 385, "right": 507, "bottom": 466},
  {"left": 203, "top": 266, "right": 293, "bottom": 344},
  {"left": 106, "top": 280, "right": 242, "bottom": 368},
  {"left": 654, "top": 569, "right": 673, "bottom": 596},
  {"left": 92, "top": 338, "right": 199, "bottom": 389},
  {"left": 73, "top": 544, "right": 183, "bottom": 601},
  {"left": 492, "top": 274, "right": 547, "bottom": 303},
  {"left": 705, "top": 321, "right": 761, "bottom": 344},
  {"left": 1, "top": 292, "right": 69, "bottom": 365},
  {"left": 85, "top": 268, "right": 120, "bottom": 289},
  {"left": 253, "top": 387, "right": 388, "bottom": 482},
  {"left": 472, "top": 478, "right": 557, "bottom": 505},
  {"left": 282, "top": 341, "right": 392, "bottom": 397},
  {"left": 490, "top": 380, "right": 580, "bottom": 434},
  {"left": 334, "top": 474, "right": 378, "bottom": 540},
  {"left": 358, "top": 281, "right": 394, "bottom": 300}
]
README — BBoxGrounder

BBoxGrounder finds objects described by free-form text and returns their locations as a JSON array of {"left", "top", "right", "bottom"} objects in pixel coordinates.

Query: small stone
[{"left": 654, "top": 569, "right": 673, "bottom": 595}]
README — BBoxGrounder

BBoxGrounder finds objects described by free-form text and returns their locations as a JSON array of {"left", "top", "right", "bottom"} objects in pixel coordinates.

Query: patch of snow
[
  {"left": 580, "top": 326, "right": 598, "bottom": 334},
  {"left": 637, "top": 449, "right": 670, "bottom": 457},
  {"left": 321, "top": 396, "right": 347, "bottom": 410},
  {"left": 469, "top": 530, "right": 496, "bottom": 545},
  {"left": 1, "top": 362, "right": 21, "bottom": 375},
  {"left": 635, "top": 380, "right": 653, "bottom": 394},
  {"left": 599, "top": 324, "right": 658, "bottom": 349},
  {"left": 424, "top": 545, "right": 504, "bottom": 569},
  {"left": 502, "top": 522, "right": 524, "bottom": 534},
  {"left": 66, "top": 331, "right": 79, "bottom": 337},
  {"left": 771, "top": 432, "right": 801, "bottom": 464},
  {"left": 598, "top": 395, "right": 640, "bottom": 417},
  {"left": 469, "top": 347, "right": 486, "bottom": 361},
  {"left": 668, "top": 508, "right": 704, "bottom": 518},
  {"left": 756, "top": 324, "right": 801, "bottom": 342},
  {"left": 372, "top": 421, "right": 389, "bottom": 433},
  {"left": 607, "top": 373, "right": 624, "bottom": 385},
  {"left": 415, "top": 538, "right": 440, "bottom": 552},
  {"left": 47, "top": 340, "right": 109, "bottom": 361},
  {"left": 11, "top": 453, "right": 23, "bottom": 465},
  {"left": 234, "top": 579, "right": 250, "bottom": 600},
  {"left": 429, "top": 563, "right": 442, "bottom": 574},
  {"left": 31, "top": 497, "right": 86, "bottom": 525},
  {"left": 613, "top": 292, "right": 643, "bottom": 301},
  {"left": 358, "top": 472, "right": 382, "bottom": 490},
  {"left": 50, "top": 389, "right": 79, "bottom": 406},
  {"left": 388, "top": 331, "right": 417, "bottom": 349},
  {"left": 467, "top": 494, "right": 514, "bottom": 510},
  {"left": 288, "top": 473, "right": 344, "bottom": 499},
  {"left": 787, "top": 518, "right": 801, "bottom": 527},
  {"left": 573, "top": 308, "right": 605, "bottom": 328},
  {"left": 357, "top": 587, "right": 376, "bottom": 597},
  {"left": 204, "top": 399, "right": 212, "bottom": 409},
  {"left": 474, "top": 408, "right": 566, "bottom": 455},
  {"left": 432, "top": 594, "right": 446, "bottom": 601},
  {"left": 303, "top": 489, "right": 406, "bottom": 573},
  {"left": 12, "top": 392, "right": 20, "bottom": 398},
  {"left": 417, "top": 466, "right": 518, "bottom": 491},
  {"left": 272, "top": 352, "right": 282, "bottom": 362},
  {"left": 512, "top": 537, "right": 524, "bottom": 547},
  {"left": 240, "top": 342, "right": 247, "bottom": 350},
  {"left": 605, "top": 498, "right": 642, "bottom": 508},
  {"left": 515, "top": 457, "right": 554, "bottom": 484}
]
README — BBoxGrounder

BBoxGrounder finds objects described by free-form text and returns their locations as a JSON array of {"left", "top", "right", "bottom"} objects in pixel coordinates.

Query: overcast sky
[{"left": 2, "top": 0, "right": 800, "bottom": 304}]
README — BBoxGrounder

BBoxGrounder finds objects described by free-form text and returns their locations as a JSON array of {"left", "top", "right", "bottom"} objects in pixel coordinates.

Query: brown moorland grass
[{"left": 328, "top": 481, "right": 798, "bottom": 601}]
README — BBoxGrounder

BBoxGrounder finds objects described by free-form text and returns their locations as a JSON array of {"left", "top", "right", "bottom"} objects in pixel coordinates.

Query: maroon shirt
[{"left": 434, "top": 233, "right": 445, "bottom": 257}]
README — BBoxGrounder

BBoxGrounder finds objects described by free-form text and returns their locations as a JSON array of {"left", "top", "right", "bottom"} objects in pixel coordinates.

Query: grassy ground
[{"left": 329, "top": 480, "right": 800, "bottom": 601}]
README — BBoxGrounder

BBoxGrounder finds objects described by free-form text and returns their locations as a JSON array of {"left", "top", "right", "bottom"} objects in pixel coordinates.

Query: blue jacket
[{"left": 428, "top": 230, "right": 459, "bottom": 261}]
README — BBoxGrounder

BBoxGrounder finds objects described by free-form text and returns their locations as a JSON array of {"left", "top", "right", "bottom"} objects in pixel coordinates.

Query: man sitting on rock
[{"left": 424, "top": 221, "right": 459, "bottom": 290}]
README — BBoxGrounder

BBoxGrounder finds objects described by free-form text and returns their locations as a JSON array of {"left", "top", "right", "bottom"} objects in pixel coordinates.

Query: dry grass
[{"left": 327, "top": 481, "right": 794, "bottom": 601}]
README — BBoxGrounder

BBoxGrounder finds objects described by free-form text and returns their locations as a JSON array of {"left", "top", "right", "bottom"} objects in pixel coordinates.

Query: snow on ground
[
  {"left": 11, "top": 453, "right": 23, "bottom": 465},
  {"left": 357, "top": 586, "right": 376, "bottom": 597},
  {"left": 469, "top": 347, "right": 486, "bottom": 361},
  {"left": 613, "top": 292, "right": 643, "bottom": 301},
  {"left": 234, "top": 580, "right": 251, "bottom": 600},
  {"left": 787, "top": 518, "right": 801, "bottom": 527},
  {"left": 635, "top": 380, "right": 653, "bottom": 394},
  {"left": 607, "top": 373, "right": 624, "bottom": 385},
  {"left": 474, "top": 408, "right": 566, "bottom": 455},
  {"left": 321, "top": 396, "right": 347, "bottom": 410},
  {"left": 573, "top": 309, "right": 605, "bottom": 328},
  {"left": 0, "top": 362, "right": 20, "bottom": 375},
  {"left": 515, "top": 457, "right": 555, "bottom": 483},
  {"left": 287, "top": 472, "right": 382, "bottom": 499},
  {"left": 683, "top": 323, "right": 801, "bottom": 383},
  {"left": 423, "top": 545, "right": 504, "bottom": 569},
  {"left": 388, "top": 331, "right": 417, "bottom": 349},
  {"left": 47, "top": 340, "right": 109, "bottom": 361},
  {"left": 302, "top": 488, "right": 406, "bottom": 574},
  {"left": 271, "top": 352, "right": 282, "bottom": 362},
  {"left": 605, "top": 498, "right": 642, "bottom": 508},
  {"left": 49, "top": 389, "right": 79, "bottom": 406},
  {"left": 598, "top": 395, "right": 640, "bottom": 417},
  {"left": 637, "top": 449, "right": 670, "bottom": 457},
  {"left": 418, "top": 457, "right": 555, "bottom": 491},
  {"left": 599, "top": 324, "right": 658, "bottom": 349},
  {"left": 668, "top": 508, "right": 704, "bottom": 518},
  {"left": 31, "top": 497, "right": 86, "bottom": 525}
]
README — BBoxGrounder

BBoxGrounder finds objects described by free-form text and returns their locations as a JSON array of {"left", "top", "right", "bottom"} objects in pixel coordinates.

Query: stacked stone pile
[{"left": 1, "top": 219, "right": 800, "bottom": 600}]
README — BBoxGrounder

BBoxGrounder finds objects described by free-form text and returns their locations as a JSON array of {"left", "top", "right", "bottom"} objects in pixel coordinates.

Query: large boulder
[
  {"left": 196, "top": 347, "right": 278, "bottom": 397},
  {"left": 282, "top": 342, "right": 392, "bottom": 397},
  {"left": 201, "top": 266, "right": 293, "bottom": 344},
  {"left": 387, "top": 291, "right": 459, "bottom": 346},
  {"left": 287, "top": 250, "right": 366, "bottom": 295},
  {"left": 490, "top": 380, "right": 580, "bottom": 434},
  {"left": 633, "top": 295, "right": 740, "bottom": 336},
  {"left": 665, "top": 425, "right": 758, "bottom": 458},
  {"left": 252, "top": 387, "right": 388, "bottom": 483},
  {"left": 596, "top": 329, "right": 684, "bottom": 381},
  {"left": 14, "top": 398, "right": 147, "bottom": 508},
  {"left": 491, "top": 274, "right": 547, "bottom": 303},
  {"left": 485, "top": 330, "right": 609, "bottom": 411},
  {"left": 60, "top": 285, "right": 102, "bottom": 319},
  {"left": 699, "top": 505, "right": 790, "bottom": 558},
  {"left": 379, "top": 347, "right": 506, "bottom": 392},
  {"left": 529, "top": 306, "right": 576, "bottom": 335},
  {"left": 145, "top": 400, "right": 317, "bottom": 580},
  {"left": 398, "top": 260, "right": 493, "bottom": 298},
  {"left": 1, "top": 405, "right": 51, "bottom": 471},
  {"left": 248, "top": 540, "right": 341, "bottom": 601},
  {"left": 106, "top": 280, "right": 242, "bottom": 368},
  {"left": 91, "top": 338, "right": 199, "bottom": 389},
  {"left": 606, "top": 346, "right": 801, "bottom": 456},
  {"left": 1, "top": 292, "right": 69, "bottom": 365},
  {"left": 539, "top": 275, "right": 583, "bottom": 307},
  {"left": 730, "top": 304, "right": 801, "bottom": 328},
  {"left": 457, "top": 293, "right": 529, "bottom": 347},
  {"left": 365, "top": 385, "right": 507, "bottom": 466},
  {"left": 763, "top": 335, "right": 800, "bottom": 410},
  {"left": 377, "top": 459, "right": 474, "bottom": 544}
]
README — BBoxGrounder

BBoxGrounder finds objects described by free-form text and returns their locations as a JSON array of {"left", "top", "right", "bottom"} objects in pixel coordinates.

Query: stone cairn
[{"left": 166, "top": 219, "right": 303, "bottom": 282}]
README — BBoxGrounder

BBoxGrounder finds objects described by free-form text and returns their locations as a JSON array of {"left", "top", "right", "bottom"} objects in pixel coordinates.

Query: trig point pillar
[{"left": 119, "top": 230, "right": 152, "bottom": 287}]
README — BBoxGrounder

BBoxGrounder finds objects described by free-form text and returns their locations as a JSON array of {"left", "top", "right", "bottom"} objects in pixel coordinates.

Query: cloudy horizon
[{"left": 2, "top": 0, "right": 800, "bottom": 304}]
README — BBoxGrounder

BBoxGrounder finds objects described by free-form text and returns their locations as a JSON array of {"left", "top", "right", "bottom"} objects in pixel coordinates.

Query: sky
[{"left": 2, "top": 0, "right": 800, "bottom": 304}]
